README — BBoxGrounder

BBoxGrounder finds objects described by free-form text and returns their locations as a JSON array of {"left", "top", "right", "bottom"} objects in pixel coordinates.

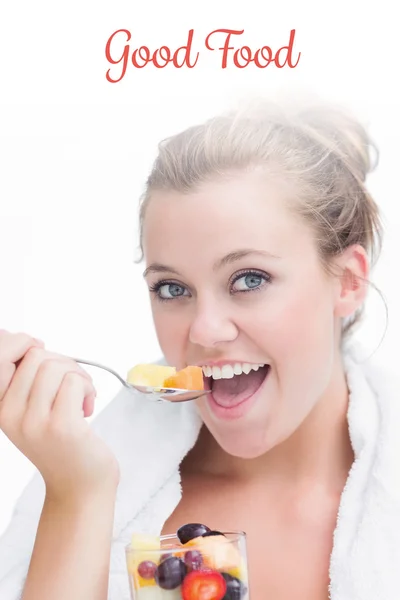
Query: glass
[{"left": 126, "top": 531, "right": 249, "bottom": 599}]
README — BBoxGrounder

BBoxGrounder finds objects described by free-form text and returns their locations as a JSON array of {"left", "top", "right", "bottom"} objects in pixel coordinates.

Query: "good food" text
[{"left": 105, "top": 28, "right": 301, "bottom": 83}]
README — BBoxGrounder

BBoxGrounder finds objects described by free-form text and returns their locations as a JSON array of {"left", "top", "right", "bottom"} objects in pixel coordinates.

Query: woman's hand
[
  {"left": 0, "top": 330, "right": 120, "bottom": 600},
  {"left": 0, "top": 330, "right": 120, "bottom": 501}
]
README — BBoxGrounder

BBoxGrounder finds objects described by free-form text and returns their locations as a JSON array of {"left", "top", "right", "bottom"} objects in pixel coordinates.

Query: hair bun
[{"left": 294, "top": 104, "right": 378, "bottom": 183}]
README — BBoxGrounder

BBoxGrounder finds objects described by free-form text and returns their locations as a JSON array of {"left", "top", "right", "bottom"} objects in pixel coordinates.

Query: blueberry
[
  {"left": 221, "top": 572, "right": 247, "bottom": 599},
  {"left": 155, "top": 556, "right": 186, "bottom": 590},
  {"left": 177, "top": 523, "right": 211, "bottom": 544}
]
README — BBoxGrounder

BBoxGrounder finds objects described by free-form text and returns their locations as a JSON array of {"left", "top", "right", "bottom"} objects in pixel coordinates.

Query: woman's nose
[{"left": 189, "top": 301, "right": 238, "bottom": 348}]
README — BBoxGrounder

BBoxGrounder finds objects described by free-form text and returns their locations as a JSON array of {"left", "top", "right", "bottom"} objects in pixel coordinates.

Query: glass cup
[{"left": 126, "top": 531, "right": 249, "bottom": 599}]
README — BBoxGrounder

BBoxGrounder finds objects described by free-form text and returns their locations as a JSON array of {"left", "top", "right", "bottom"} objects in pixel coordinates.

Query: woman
[{"left": 0, "top": 98, "right": 398, "bottom": 600}]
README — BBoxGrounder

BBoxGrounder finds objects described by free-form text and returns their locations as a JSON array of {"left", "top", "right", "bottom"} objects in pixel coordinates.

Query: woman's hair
[{"left": 138, "top": 97, "right": 383, "bottom": 335}]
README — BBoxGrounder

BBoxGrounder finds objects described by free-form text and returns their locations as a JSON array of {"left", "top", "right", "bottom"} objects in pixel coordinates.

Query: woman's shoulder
[
  {"left": 344, "top": 339, "right": 400, "bottom": 457},
  {"left": 343, "top": 340, "right": 399, "bottom": 389}
]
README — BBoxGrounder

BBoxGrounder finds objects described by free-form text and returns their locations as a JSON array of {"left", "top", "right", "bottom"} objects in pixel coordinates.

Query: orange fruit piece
[
  {"left": 184, "top": 535, "right": 241, "bottom": 571},
  {"left": 164, "top": 366, "right": 204, "bottom": 391}
]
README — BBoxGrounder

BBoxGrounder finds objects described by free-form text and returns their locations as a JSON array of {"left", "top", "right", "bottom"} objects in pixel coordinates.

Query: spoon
[{"left": 71, "top": 357, "right": 210, "bottom": 403}]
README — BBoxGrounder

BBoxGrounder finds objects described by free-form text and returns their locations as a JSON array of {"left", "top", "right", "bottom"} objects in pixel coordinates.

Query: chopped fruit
[
  {"left": 129, "top": 563, "right": 157, "bottom": 590},
  {"left": 177, "top": 523, "right": 211, "bottom": 544},
  {"left": 138, "top": 561, "right": 158, "bottom": 580},
  {"left": 135, "top": 588, "right": 183, "bottom": 599},
  {"left": 164, "top": 366, "right": 204, "bottom": 391},
  {"left": 155, "top": 556, "right": 187, "bottom": 590},
  {"left": 185, "top": 536, "right": 241, "bottom": 572},
  {"left": 184, "top": 550, "right": 204, "bottom": 572},
  {"left": 182, "top": 570, "right": 227, "bottom": 600},
  {"left": 127, "top": 364, "right": 176, "bottom": 387},
  {"left": 130, "top": 533, "right": 161, "bottom": 552},
  {"left": 128, "top": 525, "right": 247, "bottom": 599},
  {"left": 226, "top": 560, "right": 248, "bottom": 583},
  {"left": 220, "top": 573, "right": 247, "bottom": 599},
  {"left": 128, "top": 534, "right": 161, "bottom": 589},
  {"left": 132, "top": 575, "right": 157, "bottom": 589},
  {"left": 127, "top": 364, "right": 204, "bottom": 390}
]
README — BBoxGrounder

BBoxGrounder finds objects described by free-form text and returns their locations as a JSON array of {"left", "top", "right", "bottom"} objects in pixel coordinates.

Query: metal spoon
[{"left": 71, "top": 357, "right": 210, "bottom": 403}]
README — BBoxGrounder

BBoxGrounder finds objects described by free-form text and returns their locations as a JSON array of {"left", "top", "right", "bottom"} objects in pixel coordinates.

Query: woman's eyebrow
[
  {"left": 143, "top": 249, "right": 280, "bottom": 279},
  {"left": 143, "top": 263, "right": 181, "bottom": 278},
  {"left": 213, "top": 249, "right": 281, "bottom": 270}
]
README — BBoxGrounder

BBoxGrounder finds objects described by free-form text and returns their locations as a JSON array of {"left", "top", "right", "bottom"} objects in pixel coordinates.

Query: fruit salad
[
  {"left": 127, "top": 365, "right": 204, "bottom": 391},
  {"left": 125, "top": 523, "right": 248, "bottom": 600}
]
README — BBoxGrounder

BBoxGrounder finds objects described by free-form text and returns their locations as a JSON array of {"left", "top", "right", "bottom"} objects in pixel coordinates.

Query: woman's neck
[{"left": 184, "top": 357, "right": 354, "bottom": 495}]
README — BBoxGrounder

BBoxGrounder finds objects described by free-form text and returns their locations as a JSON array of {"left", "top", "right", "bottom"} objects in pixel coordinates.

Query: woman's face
[{"left": 142, "top": 171, "right": 355, "bottom": 458}]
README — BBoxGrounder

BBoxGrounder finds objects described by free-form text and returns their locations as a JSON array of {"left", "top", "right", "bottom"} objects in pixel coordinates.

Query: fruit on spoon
[
  {"left": 127, "top": 365, "right": 204, "bottom": 391},
  {"left": 164, "top": 367, "right": 204, "bottom": 391},
  {"left": 127, "top": 365, "right": 176, "bottom": 387}
]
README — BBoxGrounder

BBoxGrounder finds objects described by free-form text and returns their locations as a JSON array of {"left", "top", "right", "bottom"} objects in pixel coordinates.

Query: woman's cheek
[{"left": 154, "top": 313, "right": 187, "bottom": 365}]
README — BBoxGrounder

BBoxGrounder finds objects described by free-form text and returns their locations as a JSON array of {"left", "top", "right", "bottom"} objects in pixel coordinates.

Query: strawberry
[{"left": 182, "top": 569, "right": 227, "bottom": 600}]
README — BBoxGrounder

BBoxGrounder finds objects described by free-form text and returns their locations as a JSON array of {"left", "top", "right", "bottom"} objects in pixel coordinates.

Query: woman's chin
[
  {"left": 212, "top": 425, "right": 279, "bottom": 459},
  {"left": 198, "top": 375, "right": 283, "bottom": 458}
]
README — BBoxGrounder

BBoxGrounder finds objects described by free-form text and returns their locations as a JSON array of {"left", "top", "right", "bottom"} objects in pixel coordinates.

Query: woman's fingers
[
  {"left": 24, "top": 359, "right": 94, "bottom": 425},
  {"left": 0, "top": 330, "right": 118, "bottom": 498},
  {"left": 2, "top": 346, "right": 46, "bottom": 416},
  {"left": 51, "top": 372, "right": 96, "bottom": 426},
  {"left": 0, "top": 331, "right": 44, "bottom": 363},
  {"left": 0, "top": 339, "right": 95, "bottom": 436},
  {"left": 0, "top": 362, "right": 16, "bottom": 400},
  {"left": 0, "top": 331, "right": 44, "bottom": 404}
]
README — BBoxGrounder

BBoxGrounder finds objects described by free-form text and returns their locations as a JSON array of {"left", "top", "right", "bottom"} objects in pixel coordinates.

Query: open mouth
[{"left": 202, "top": 363, "right": 271, "bottom": 414}]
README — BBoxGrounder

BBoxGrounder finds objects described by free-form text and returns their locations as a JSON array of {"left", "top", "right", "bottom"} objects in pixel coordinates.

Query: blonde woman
[{"left": 0, "top": 99, "right": 398, "bottom": 600}]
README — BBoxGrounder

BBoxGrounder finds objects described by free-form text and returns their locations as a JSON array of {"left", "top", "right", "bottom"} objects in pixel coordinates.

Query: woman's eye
[
  {"left": 157, "top": 283, "right": 188, "bottom": 299},
  {"left": 231, "top": 272, "right": 268, "bottom": 293}
]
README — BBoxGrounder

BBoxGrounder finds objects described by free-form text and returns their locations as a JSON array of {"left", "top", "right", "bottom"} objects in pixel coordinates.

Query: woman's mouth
[{"left": 202, "top": 362, "right": 271, "bottom": 420}]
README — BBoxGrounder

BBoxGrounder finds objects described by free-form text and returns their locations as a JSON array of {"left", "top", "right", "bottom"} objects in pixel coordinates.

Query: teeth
[
  {"left": 202, "top": 362, "right": 267, "bottom": 380},
  {"left": 221, "top": 365, "right": 235, "bottom": 379},
  {"left": 233, "top": 363, "right": 242, "bottom": 375},
  {"left": 203, "top": 365, "right": 212, "bottom": 377},
  {"left": 212, "top": 366, "right": 222, "bottom": 380}
]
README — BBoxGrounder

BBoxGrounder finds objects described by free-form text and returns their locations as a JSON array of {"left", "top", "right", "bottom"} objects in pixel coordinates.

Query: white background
[{"left": 0, "top": 0, "right": 398, "bottom": 535}]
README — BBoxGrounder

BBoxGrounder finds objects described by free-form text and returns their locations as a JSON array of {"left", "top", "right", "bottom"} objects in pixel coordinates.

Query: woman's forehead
[
  {"left": 142, "top": 174, "right": 314, "bottom": 268},
  {"left": 144, "top": 172, "right": 296, "bottom": 234}
]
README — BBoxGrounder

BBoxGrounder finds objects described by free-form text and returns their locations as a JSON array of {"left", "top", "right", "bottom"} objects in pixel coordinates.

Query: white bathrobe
[{"left": 0, "top": 344, "right": 399, "bottom": 600}]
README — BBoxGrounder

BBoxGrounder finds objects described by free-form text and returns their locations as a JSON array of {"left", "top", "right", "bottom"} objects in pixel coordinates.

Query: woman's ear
[{"left": 333, "top": 244, "right": 369, "bottom": 318}]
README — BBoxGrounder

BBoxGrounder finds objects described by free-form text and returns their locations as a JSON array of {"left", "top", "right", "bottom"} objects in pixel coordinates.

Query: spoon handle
[{"left": 71, "top": 357, "right": 130, "bottom": 388}]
